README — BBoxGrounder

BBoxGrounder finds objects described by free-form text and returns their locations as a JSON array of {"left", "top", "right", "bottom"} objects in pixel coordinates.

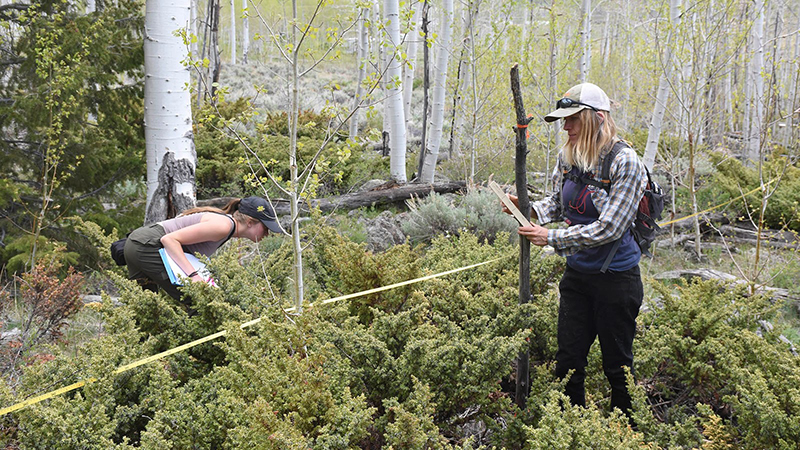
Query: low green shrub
[
  {"left": 710, "top": 154, "right": 800, "bottom": 232},
  {"left": 3, "top": 226, "right": 800, "bottom": 448}
]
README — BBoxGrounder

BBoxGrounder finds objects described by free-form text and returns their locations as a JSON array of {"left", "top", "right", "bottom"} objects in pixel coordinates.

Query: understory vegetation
[{"left": 1, "top": 219, "right": 799, "bottom": 448}]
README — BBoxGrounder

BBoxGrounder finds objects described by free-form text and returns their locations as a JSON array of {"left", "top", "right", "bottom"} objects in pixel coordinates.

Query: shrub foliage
[{"left": 1, "top": 228, "right": 799, "bottom": 448}]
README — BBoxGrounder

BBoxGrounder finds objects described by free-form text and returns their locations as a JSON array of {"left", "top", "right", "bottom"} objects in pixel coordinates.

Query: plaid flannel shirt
[{"left": 531, "top": 144, "right": 646, "bottom": 257}]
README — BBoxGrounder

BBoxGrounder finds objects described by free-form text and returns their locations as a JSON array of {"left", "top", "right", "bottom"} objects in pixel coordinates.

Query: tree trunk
[
  {"left": 547, "top": 0, "right": 559, "bottom": 193},
  {"left": 419, "top": 0, "right": 452, "bottom": 183},
  {"left": 200, "top": 181, "right": 467, "bottom": 214},
  {"left": 602, "top": 11, "right": 610, "bottom": 67},
  {"left": 578, "top": 0, "right": 591, "bottom": 82},
  {"left": 289, "top": 0, "right": 304, "bottom": 311},
  {"left": 350, "top": 7, "right": 369, "bottom": 139},
  {"left": 643, "top": 0, "right": 681, "bottom": 171},
  {"left": 416, "top": 0, "right": 430, "bottom": 179},
  {"left": 467, "top": 0, "right": 479, "bottom": 182},
  {"left": 144, "top": 0, "right": 196, "bottom": 225},
  {"left": 242, "top": 0, "right": 249, "bottom": 64},
  {"left": 190, "top": 0, "right": 199, "bottom": 59},
  {"left": 384, "top": 0, "right": 407, "bottom": 183},
  {"left": 510, "top": 64, "right": 532, "bottom": 409},
  {"left": 229, "top": 0, "right": 236, "bottom": 64},
  {"left": 211, "top": 0, "right": 221, "bottom": 97},
  {"left": 447, "top": 0, "right": 476, "bottom": 159},
  {"left": 688, "top": 132, "right": 701, "bottom": 259},
  {"left": 746, "top": 0, "right": 764, "bottom": 165},
  {"left": 788, "top": 22, "right": 800, "bottom": 147},
  {"left": 402, "top": 2, "right": 422, "bottom": 128}
]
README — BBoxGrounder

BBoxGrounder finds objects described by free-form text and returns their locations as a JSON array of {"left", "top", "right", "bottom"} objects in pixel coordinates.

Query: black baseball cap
[{"left": 239, "top": 196, "right": 285, "bottom": 234}]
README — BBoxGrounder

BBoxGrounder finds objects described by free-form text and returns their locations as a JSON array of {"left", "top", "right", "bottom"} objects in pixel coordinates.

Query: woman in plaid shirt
[{"left": 506, "top": 83, "right": 646, "bottom": 421}]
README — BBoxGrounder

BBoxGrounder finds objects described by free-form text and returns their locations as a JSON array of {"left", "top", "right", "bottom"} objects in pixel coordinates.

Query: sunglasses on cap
[{"left": 555, "top": 97, "right": 598, "bottom": 112}]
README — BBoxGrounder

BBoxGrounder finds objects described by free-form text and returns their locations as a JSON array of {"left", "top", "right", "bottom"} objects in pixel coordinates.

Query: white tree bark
[
  {"left": 419, "top": 0, "right": 452, "bottom": 183},
  {"left": 350, "top": 7, "right": 370, "bottom": 139},
  {"left": 787, "top": 25, "right": 800, "bottom": 147},
  {"left": 602, "top": 11, "right": 610, "bottom": 67},
  {"left": 87, "top": 0, "right": 95, "bottom": 13},
  {"left": 578, "top": 0, "right": 591, "bottom": 82},
  {"left": 230, "top": 0, "right": 236, "bottom": 64},
  {"left": 402, "top": 3, "right": 422, "bottom": 128},
  {"left": 384, "top": 0, "right": 407, "bottom": 182},
  {"left": 746, "top": 0, "right": 765, "bottom": 164},
  {"left": 242, "top": 0, "right": 249, "bottom": 63},
  {"left": 190, "top": 0, "right": 199, "bottom": 59},
  {"left": 548, "top": 0, "right": 560, "bottom": 192},
  {"left": 643, "top": 0, "right": 681, "bottom": 171},
  {"left": 622, "top": 0, "right": 633, "bottom": 129},
  {"left": 288, "top": 0, "right": 304, "bottom": 311},
  {"left": 144, "top": 0, "right": 196, "bottom": 224}
]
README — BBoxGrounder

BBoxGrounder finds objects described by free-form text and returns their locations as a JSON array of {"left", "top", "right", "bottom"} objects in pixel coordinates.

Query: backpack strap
[
  {"left": 599, "top": 140, "right": 630, "bottom": 272},
  {"left": 598, "top": 140, "right": 629, "bottom": 193}
]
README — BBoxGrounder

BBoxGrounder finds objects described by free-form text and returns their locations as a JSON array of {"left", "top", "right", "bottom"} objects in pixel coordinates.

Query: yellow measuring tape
[
  {"left": 0, "top": 257, "right": 503, "bottom": 417},
  {"left": 657, "top": 178, "right": 778, "bottom": 228}
]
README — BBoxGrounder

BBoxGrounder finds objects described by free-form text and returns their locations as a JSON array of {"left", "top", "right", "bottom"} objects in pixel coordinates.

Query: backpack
[
  {"left": 562, "top": 141, "right": 665, "bottom": 271},
  {"left": 110, "top": 237, "right": 128, "bottom": 266}
]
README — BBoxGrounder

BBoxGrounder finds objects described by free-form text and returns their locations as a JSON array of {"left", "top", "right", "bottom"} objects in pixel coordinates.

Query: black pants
[{"left": 555, "top": 264, "right": 643, "bottom": 415}]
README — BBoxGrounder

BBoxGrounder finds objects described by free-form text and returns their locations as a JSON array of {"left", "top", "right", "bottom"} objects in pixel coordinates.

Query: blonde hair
[{"left": 562, "top": 109, "right": 619, "bottom": 171}]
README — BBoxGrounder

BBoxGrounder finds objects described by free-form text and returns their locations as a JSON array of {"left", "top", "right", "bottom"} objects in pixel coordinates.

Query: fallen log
[
  {"left": 653, "top": 268, "right": 799, "bottom": 304},
  {"left": 719, "top": 225, "right": 800, "bottom": 249},
  {"left": 197, "top": 181, "right": 468, "bottom": 215}
]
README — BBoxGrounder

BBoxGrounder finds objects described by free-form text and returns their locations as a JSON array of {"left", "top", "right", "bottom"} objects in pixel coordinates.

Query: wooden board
[{"left": 488, "top": 181, "right": 532, "bottom": 228}]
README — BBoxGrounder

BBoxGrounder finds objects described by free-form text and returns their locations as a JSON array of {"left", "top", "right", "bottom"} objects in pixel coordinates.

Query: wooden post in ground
[{"left": 510, "top": 63, "right": 533, "bottom": 408}]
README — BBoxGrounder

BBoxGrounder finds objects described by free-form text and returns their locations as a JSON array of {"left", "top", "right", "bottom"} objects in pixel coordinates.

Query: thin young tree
[
  {"left": 234, "top": 0, "right": 366, "bottom": 310},
  {"left": 578, "top": 0, "right": 591, "bottom": 82},
  {"left": 350, "top": 4, "right": 370, "bottom": 139},
  {"left": 242, "top": 0, "right": 249, "bottom": 63},
  {"left": 229, "top": 0, "right": 236, "bottom": 64}
]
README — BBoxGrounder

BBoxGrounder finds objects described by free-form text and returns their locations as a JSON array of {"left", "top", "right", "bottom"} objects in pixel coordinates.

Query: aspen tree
[
  {"left": 745, "top": 0, "right": 765, "bottom": 164},
  {"left": 243, "top": 0, "right": 249, "bottom": 63},
  {"left": 385, "top": 0, "right": 408, "bottom": 182},
  {"left": 643, "top": 0, "right": 681, "bottom": 171},
  {"left": 402, "top": 1, "right": 422, "bottom": 133},
  {"left": 578, "top": 0, "right": 591, "bottom": 82},
  {"left": 143, "top": 0, "right": 196, "bottom": 224},
  {"left": 350, "top": 5, "right": 370, "bottom": 139},
  {"left": 229, "top": 0, "right": 236, "bottom": 64},
  {"left": 419, "top": 0, "right": 452, "bottom": 183}
]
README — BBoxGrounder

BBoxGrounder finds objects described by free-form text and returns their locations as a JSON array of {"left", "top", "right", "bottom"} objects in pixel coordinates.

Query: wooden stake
[{"left": 510, "top": 63, "right": 532, "bottom": 409}]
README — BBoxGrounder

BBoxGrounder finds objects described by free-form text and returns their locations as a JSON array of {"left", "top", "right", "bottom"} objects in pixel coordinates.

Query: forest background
[{"left": 1, "top": 0, "right": 799, "bottom": 447}]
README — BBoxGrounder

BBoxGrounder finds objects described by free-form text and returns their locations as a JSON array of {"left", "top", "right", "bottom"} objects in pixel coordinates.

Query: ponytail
[{"left": 179, "top": 198, "right": 242, "bottom": 216}]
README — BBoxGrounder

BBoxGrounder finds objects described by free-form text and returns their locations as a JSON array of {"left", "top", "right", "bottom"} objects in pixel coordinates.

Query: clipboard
[
  {"left": 488, "top": 181, "right": 533, "bottom": 228},
  {"left": 158, "top": 248, "right": 215, "bottom": 286}
]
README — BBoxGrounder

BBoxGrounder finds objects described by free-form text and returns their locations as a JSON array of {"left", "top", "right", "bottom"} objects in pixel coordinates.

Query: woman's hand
[
  {"left": 518, "top": 224, "right": 549, "bottom": 247},
  {"left": 190, "top": 273, "right": 204, "bottom": 283},
  {"left": 502, "top": 194, "right": 519, "bottom": 215}
]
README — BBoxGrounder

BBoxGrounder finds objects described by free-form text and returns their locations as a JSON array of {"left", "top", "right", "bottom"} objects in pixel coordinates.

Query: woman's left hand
[{"left": 518, "top": 224, "right": 549, "bottom": 247}]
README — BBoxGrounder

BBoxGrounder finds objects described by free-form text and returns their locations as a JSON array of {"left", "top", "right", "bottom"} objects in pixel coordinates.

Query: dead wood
[
  {"left": 653, "top": 268, "right": 799, "bottom": 304},
  {"left": 197, "top": 181, "right": 468, "bottom": 215}
]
